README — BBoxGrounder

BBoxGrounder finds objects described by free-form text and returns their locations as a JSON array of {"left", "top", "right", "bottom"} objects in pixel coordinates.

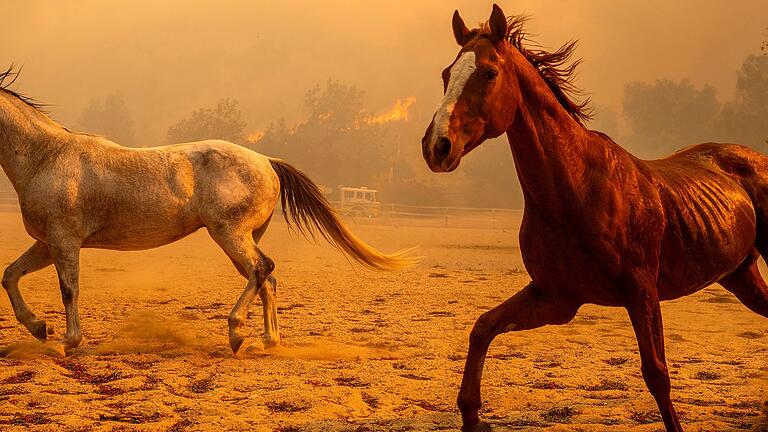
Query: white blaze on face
[{"left": 430, "top": 51, "right": 477, "bottom": 146}]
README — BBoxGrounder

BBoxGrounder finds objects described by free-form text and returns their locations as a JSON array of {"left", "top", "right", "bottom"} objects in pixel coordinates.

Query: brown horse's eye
[{"left": 483, "top": 69, "right": 498, "bottom": 82}]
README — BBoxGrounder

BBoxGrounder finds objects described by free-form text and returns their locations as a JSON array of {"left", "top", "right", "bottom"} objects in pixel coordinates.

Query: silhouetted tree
[
  {"left": 167, "top": 98, "right": 247, "bottom": 144},
  {"left": 713, "top": 54, "right": 768, "bottom": 152},
  {"left": 78, "top": 93, "right": 136, "bottom": 146},
  {"left": 764, "top": 28, "right": 767, "bottom": 147},
  {"left": 304, "top": 79, "right": 364, "bottom": 129},
  {"left": 622, "top": 79, "right": 720, "bottom": 157},
  {"left": 252, "top": 79, "right": 391, "bottom": 188}
]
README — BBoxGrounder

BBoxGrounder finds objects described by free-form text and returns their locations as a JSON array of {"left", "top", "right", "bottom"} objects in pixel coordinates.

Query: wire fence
[
  {"left": 0, "top": 194, "right": 17, "bottom": 213},
  {"left": 375, "top": 203, "right": 522, "bottom": 230}
]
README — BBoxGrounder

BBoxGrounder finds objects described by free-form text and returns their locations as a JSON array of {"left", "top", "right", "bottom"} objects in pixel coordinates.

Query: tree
[
  {"left": 252, "top": 79, "right": 391, "bottom": 188},
  {"left": 304, "top": 79, "right": 364, "bottom": 129},
  {"left": 167, "top": 98, "right": 247, "bottom": 144},
  {"left": 77, "top": 93, "right": 136, "bottom": 146},
  {"left": 736, "top": 54, "right": 768, "bottom": 110},
  {"left": 764, "top": 28, "right": 767, "bottom": 147},
  {"left": 622, "top": 79, "right": 720, "bottom": 157},
  {"left": 713, "top": 54, "right": 768, "bottom": 152}
]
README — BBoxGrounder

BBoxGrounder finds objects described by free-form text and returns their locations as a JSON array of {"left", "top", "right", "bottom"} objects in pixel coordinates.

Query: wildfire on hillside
[
  {"left": 247, "top": 131, "right": 264, "bottom": 142},
  {"left": 247, "top": 96, "right": 417, "bottom": 140},
  {"left": 363, "top": 96, "right": 416, "bottom": 124}
]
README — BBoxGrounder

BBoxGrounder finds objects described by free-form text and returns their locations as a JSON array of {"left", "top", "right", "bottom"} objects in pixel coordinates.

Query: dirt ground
[{"left": 0, "top": 208, "right": 766, "bottom": 432}]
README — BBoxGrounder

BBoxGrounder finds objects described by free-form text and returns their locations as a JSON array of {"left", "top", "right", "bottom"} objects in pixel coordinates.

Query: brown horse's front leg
[
  {"left": 458, "top": 282, "right": 580, "bottom": 431},
  {"left": 625, "top": 279, "right": 683, "bottom": 432}
]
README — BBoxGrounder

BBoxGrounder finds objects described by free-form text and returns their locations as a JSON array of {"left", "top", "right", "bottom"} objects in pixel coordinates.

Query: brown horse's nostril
[{"left": 435, "top": 137, "right": 452, "bottom": 159}]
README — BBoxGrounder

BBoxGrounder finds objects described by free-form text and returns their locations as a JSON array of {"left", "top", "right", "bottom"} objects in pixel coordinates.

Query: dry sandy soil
[{"left": 0, "top": 208, "right": 766, "bottom": 432}]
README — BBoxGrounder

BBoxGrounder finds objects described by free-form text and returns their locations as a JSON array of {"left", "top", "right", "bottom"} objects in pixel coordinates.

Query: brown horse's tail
[{"left": 269, "top": 159, "right": 419, "bottom": 271}]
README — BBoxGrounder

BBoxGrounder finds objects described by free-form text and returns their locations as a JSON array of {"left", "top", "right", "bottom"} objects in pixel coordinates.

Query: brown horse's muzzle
[{"left": 422, "top": 120, "right": 462, "bottom": 173}]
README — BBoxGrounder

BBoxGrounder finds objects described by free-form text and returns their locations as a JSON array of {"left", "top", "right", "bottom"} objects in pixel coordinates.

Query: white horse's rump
[{"left": 0, "top": 69, "right": 416, "bottom": 354}]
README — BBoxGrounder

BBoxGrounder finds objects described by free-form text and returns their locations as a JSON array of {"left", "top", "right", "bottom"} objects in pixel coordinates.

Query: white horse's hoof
[
  {"left": 61, "top": 336, "right": 82, "bottom": 351},
  {"left": 43, "top": 341, "right": 67, "bottom": 358},
  {"left": 262, "top": 337, "right": 280, "bottom": 349},
  {"left": 229, "top": 335, "right": 246, "bottom": 354},
  {"left": 31, "top": 320, "right": 48, "bottom": 341}
]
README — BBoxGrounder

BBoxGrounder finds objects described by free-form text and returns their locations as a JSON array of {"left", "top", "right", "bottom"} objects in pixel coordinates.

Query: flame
[
  {"left": 247, "top": 130, "right": 264, "bottom": 142},
  {"left": 364, "top": 96, "right": 416, "bottom": 124},
  {"left": 248, "top": 96, "right": 417, "bottom": 138}
]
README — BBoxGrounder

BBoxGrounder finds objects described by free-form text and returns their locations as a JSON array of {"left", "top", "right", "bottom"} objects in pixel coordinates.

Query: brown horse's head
[
  {"left": 422, "top": 4, "right": 516, "bottom": 172},
  {"left": 423, "top": 4, "right": 590, "bottom": 172}
]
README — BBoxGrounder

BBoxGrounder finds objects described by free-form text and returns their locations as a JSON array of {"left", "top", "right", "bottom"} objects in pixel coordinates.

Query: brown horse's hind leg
[
  {"left": 457, "top": 282, "right": 580, "bottom": 431},
  {"left": 720, "top": 249, "right": 768, "bottom": 318},
  {"left": 2, "top": 241, "right": 53, "bottom": 341},
  {"left": 625, "top": 276, "right": 683, "bottom": 432}
]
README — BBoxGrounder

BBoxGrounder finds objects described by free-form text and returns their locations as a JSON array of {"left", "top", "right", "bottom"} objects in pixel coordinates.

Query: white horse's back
[{"left": 22, "top": 137, "right": 278, "bottom": 250}]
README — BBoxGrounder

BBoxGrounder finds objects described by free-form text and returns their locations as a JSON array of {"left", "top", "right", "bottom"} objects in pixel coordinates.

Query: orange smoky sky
[{"left": 1, "top": 0, "right": 765, "bottom": 144}]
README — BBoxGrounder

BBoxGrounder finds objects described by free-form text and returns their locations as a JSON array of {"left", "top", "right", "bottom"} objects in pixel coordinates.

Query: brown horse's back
[{"left": 648, "top": 144, "right": 763, "bottom": 299}]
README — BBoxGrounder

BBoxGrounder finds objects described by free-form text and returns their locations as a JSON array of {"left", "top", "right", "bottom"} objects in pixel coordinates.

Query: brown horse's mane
[
  {"left": 0, "top": 65, "right": 48, "bottom": 113},
  {"left": 476, "top": 16, "right": 593, "bottom": 125}
]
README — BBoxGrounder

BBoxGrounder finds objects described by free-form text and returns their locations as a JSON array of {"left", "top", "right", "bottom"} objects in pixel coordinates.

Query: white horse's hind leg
[
  {"left": 252, "top": 219, "right": 279, "bottom": 347},
  {"left": 48, "top": 241, "right": 82, "bottom": 350},
  {"left": 2, "top": 241, "right": 53, "bottom": 341},
  {"left": 228, "top": 275, "right": 259, "bottom": 353},
  {"left": 259, "top": 274, "right": 279, "bottom": 348},
  {"left": 208, "top": 227, "right": 277, "bottom": 353},
  {"left": 228, "top": 254, "right": 279, "bottom": 351}
]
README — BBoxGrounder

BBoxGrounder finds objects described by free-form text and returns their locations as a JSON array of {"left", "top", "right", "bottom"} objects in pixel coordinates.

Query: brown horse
[{"left": 422, "top": 5, "right": 768, "bottom": 432}]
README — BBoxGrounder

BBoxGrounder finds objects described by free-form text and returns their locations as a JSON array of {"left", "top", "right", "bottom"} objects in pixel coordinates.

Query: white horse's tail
[{"left": 269, "top": 159, "right": 419, "bottom": 271}]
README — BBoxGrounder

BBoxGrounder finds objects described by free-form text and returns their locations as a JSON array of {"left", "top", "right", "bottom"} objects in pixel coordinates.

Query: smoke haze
[
  {"left": 1, "top": 1, "right": 766, "bottom": 206},
  {"left": 2, "top": 1, "right": 763, "bottom": 140}
]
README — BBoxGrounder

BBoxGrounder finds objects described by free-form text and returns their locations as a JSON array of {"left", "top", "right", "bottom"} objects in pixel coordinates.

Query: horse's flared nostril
[{"left": 435, "top": 137, "right": 452, "bottom": 159}]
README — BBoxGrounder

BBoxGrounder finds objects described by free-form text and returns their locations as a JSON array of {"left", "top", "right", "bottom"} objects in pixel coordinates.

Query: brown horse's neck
[
  {"left": 505, "top": 64, "right": 621, "bottom": 217},
  {"left": 0, "top": 91, "right": 69, "bottom": 193}
]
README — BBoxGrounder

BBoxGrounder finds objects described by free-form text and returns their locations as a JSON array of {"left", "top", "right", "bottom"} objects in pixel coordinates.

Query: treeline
[
  {"left": 73, "top": 48, "right": 767, "bottom": 209},
  {"left": 253, "top": 80, "right": 396, "bottom": 189},
  {"left": 622, "top": 54, "right": 768, "bottom": 157}
]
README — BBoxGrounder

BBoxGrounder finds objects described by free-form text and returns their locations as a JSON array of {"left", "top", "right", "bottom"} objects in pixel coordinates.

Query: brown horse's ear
[
  {"left": 489, "top": 4, "right": 507, "bottom": 43},
  {"left": 452, "top": 10, "right": 470, "bottom": 46}
]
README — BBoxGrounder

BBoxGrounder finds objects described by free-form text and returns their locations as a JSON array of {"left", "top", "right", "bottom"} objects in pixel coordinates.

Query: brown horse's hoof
[{"left": 462, "top": 421, "right": 492, "bottom": 432}]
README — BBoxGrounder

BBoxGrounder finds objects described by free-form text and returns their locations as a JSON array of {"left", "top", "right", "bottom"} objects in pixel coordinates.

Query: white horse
[{"left": 0, "top": 68, "right": 416, "bottom": 354}]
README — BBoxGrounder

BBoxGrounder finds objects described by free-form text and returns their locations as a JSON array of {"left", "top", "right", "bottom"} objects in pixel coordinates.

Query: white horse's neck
[{"left": 0, "top": 90, "right": 69, "bottom": 193}]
